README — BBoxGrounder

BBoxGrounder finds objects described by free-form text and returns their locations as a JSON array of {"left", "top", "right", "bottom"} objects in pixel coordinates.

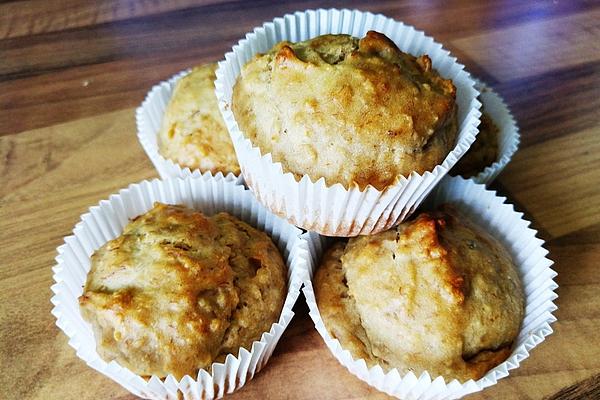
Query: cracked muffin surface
[
  {"left": 232, "top": 31, "right": 458, "bottom": 190},
  {"left": 314, "top": 205, "right": 524, "bottom": 381},
  {"left": 158, "top": 64, "right": 240, "bottom": 175},
  {"left": 79, "top": 203, "right": 286, "bottom": 379}
]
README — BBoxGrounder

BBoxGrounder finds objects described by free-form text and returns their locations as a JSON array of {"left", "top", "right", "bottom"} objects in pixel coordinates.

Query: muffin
[
  {"left": 314, "top": 204, "right": 524, "bottom": 381},
  {"left": 232, "top": 30, "right": 458, "bottom": 190},
  {"left": 452, "top": 111, "right": 499, "bottom": 177},
  {"left": 158, "top": 64, "right": 240, "bottom": 175},
  {"left": 79, "top": 202, "right": 286, "bottom": 379}
]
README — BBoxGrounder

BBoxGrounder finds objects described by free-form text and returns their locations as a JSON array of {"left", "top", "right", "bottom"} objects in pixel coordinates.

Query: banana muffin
[
  {"left": 314, "top": 205, "right": 524, "bottom": 381},
  {"left": 79, "top": 203, "right": 286, "bottom": 379},
  {"left": 232, "top": 31, "right": 458, "bottom": 190},
  {"left": 158, "top": 64, "right": 240, "bottom": 175},
  {"left": 452, "top": 112, "right": 499, "bottom": 177}
]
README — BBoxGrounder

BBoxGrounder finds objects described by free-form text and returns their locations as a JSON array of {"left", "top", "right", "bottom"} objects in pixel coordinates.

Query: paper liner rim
[
  {"left": 450, "top": 78, "right": 521, "bottom": 184},
  {"left": 214, "top": 8, "right": 482, "bottom": 195},
  {"left": 300, "top": 176, "right": 558, "bottom": 398},
  {"left": 50, "top": 176, "right": 308, "bottom": 398},
  {"left": 135, "top": 69, "right": 242, "bottom": 183}
]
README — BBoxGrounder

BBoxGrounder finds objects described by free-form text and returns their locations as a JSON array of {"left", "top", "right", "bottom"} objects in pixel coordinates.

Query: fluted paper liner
[
  {"left": 450, "top": 78, "right": 520, "bottom": 184},
  {"left": 50, "top": 176, "right": 309, "bottom": 399},
  {"left": 302, "top": 176, "right": 557, "bottom": 399},
  {"left": 215, "top": 8, "right": 482, "bottom": 236},
  {"left": 136, "top": 69, "right": 242, "bottom": 183}
]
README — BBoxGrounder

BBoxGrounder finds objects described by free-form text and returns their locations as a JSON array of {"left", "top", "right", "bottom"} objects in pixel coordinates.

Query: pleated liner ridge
[
  {"left": 136, "top": 69, "right": 242, "bottom": 183},
  {"left": 450, "top": 78, "right": 520, "bottom": 185},
  {"left": 51, "top": 176, "right": 310, "bottom": 399},
  {"left": 215, "top": 8, "right": 482, "bottom": 236},
  {"left": 301, "top": 176, "right": 557, "bottom": 400}
]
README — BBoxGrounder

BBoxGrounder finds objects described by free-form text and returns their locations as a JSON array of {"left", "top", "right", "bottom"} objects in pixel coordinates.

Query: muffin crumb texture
[
  {"left": 232, "top": 31, "right": 458, "bottom": 190},
  {"left": 314, "top": 205, "right": 524, "bottom": 381},
  {"left": 453, "top": 112, "right": 499, "bottom": 177},
  {"left": 158, "top": 64, "right": 240, "bottom": 175},
  {"left": 79, "top": 203, "right": 286, "bottom": 379}
]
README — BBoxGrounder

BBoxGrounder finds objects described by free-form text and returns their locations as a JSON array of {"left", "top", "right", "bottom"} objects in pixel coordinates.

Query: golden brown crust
[
  {"left": 232, "top": 31, "right": 458, "bottom": 190},
  {"left": 452, "top": 112, "right": 499, "bottom": 177},
  {"left": 158, "top": 64, "right": 240, "bottom": 175},
  {"left": 79, "top": 203, "right": 286, "bottom": 379},
  {"left": 313, "top": 242, "right": 374, "bottom": 362},
  {"left": 314, "top": 205, "right": 524, "bottom": 381}
]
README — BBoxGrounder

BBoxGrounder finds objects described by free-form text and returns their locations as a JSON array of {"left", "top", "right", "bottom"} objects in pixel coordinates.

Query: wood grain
[
  {"left": 495, "top": 61, "right": 600, "bottom": 148},
  {"left": 545, "top": 373, "right": 600, "bottom": 400},
  {"left": 1, "top": 0, "right": 597, "bottom": 135},
  {"left": 450, "top": 8, "right": 600, "bottom": 81},
  {"left": 499, "top": 126, "right": 600, "bottom": 238},
  {"left": 1, "top": 1, "right": 599, "bottom": 399},
  {"left": 0, "top": 0, "right": 231, "bottom": 39}
]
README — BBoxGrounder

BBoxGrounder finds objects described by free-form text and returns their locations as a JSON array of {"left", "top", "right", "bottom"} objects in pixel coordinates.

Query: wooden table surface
[{"left": 1, "top": 1, "right": 599, "bottom": 399}]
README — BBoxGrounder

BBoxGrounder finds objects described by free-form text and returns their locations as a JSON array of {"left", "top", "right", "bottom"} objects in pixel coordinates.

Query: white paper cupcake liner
[
  {"left": 136, "top": 69, "right": 243, "bottom": 183},
  {"left": 301, "top": 175, "right": 557, "bottom": 399},
  {"left": 215, "top": 8, "right": 482, "bottom": 237},
  {"left": 50, "top": 176, "right": 310, "bottom": 399},
  {"left": 450, "top": 78, "right": 520, "bottom": 184}
]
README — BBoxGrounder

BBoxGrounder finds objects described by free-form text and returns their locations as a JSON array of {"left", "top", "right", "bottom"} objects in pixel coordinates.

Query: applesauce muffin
[
  {"left": 452, "top": 112, "right": 499, "bottom": 177},
  {"left": 314, "top": 205, "right": 524, "bottom": 381},
  {"left": 232, "top": 31, "right": 458, "bottom": 190},
  {"left": 79, "top": 203, "right": 286, "bottom": 379},
  {"left": 158, "top": 64, "right": 240, "bottom": 175}
]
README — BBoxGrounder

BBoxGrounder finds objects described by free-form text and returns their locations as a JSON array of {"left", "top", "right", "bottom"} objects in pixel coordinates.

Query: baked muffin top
[
  {"left": 79, "top": 203, "right": 286, "bottom": 379},
  {"left": 452, "top": 111, "right": 499, "bottom": 177},
  {"left": 158, "top": 64, "right": 240, "bottom": 175},
  {"left": 314, "top": 205, "right": 524, "bottom": 381},
  {"left": 232, "top": 31, "right": 458, "bottom": 190}
]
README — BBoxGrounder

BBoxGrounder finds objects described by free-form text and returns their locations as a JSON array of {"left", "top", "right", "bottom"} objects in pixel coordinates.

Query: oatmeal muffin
[
  {"left": 452, "top": 112, "right": 499, "bottom": 177},
  {"left": 314, "top": 205, "right": 524, "bottom": 381},
  {"left": 158, "top": 64, "right": 240, "bottom": 175},
  {"left": 232, "top": 31, "right": 458, "bottom": 190},
  {"left": 79, "top": 203, "right": 286, "bottom": 379}
]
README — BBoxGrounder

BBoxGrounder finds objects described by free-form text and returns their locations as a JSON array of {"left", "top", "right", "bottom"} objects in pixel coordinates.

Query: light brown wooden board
[
  {"left": 1, "top": 106, "right": 599, "bottom": 400},
  {"left": 1, "top": 1, "right": 600, "bottom": 399}
]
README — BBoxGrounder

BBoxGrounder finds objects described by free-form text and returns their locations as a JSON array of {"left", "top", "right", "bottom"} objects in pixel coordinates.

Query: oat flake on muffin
[
  {"left": 232, "top": 31, "right": 458, "bottom": 190},
  {"left": 158, "top": 64, "right": 240, "bottom": 175},
  {"left": 79, "top": 203, "right": 285, "bottom": 379},
  {"left": 314, "top": 204, "right": 524, "bottom": 381}
]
